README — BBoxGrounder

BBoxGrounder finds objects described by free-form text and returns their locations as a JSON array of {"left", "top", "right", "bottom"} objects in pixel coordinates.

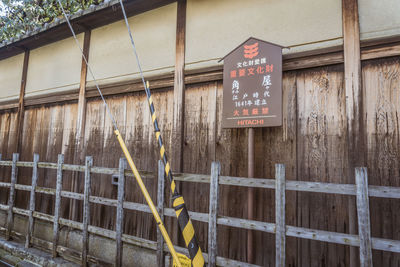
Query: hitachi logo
[{"left": 237, "top": 119, "right": 264, "bottom": 126}]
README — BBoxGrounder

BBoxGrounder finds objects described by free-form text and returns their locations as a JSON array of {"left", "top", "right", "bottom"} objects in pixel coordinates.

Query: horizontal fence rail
[
  {"left": 0, "top": 153, "right": 399, "bottom": 267},
  {"left": 1, "top": 160, "right": 399, "bottom": 199}
]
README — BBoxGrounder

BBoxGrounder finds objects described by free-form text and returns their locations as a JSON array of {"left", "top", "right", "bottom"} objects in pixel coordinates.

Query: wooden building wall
[
  {"left": 0, "top": 56, "right": 399, "bottom": 266},
  {"left": 0, "top": 0, "right": 400, "bottom": 266}
]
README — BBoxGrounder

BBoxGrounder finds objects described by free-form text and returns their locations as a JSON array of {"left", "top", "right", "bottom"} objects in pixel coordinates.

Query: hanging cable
[
  {"left": 55, "top": 1, "right": 182, "bottom": 266},
  {"left": 118, "top": 1, "right": 205, "bottom": 266}
]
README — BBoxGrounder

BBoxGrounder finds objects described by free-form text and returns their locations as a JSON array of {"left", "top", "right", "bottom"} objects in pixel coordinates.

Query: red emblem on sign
[{"left": 243, "top": 42, "right": 259, "bottom": 59}]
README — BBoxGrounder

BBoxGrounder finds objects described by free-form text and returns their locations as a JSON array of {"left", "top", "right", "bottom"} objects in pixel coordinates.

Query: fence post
[
  {"left": 25, "top": 153, "right": 39, "bottom": 248},
  {"left": 208, "top": 161, "right": 220, "bottom": 267},
  {"left": 52, "top": 154, "right": 64, "bottom": 258},
  {"left": 157, "top": 160, "right": 165, "bottom": 267},
  {"left": 115, "top": 158, "right": 126, "bottom": 267},
  {"left": 355, "top": 167, "right": 373, "bottom": 267},
  {"left": 6, "top": 153, "right": 19, "bottom": 240},
  {"left": 275, "top": 164, "right": 286, "bottom": 267},
  {"left": 82, "top": 156, "right": 93, "bottom": 266}
]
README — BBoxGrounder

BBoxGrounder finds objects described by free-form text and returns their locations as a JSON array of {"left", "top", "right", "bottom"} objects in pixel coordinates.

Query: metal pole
[{"left": 247, "top": 127, "right": 255, "bottom": 263}]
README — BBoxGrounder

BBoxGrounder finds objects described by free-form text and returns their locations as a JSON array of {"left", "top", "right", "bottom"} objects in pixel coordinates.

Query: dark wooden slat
[
  {"left": 0, "top": 101, "right": 18, "bottom": 111},
  {"left": 82, "top": 156, "right": 93, "bottom": 266},
  {"left": 115, "top": 158, "right": 126, "bottom": 267},
  {"left": 25, "top": 153, "right": 39, "bottom": 248},
  {"left": 24, "top": 90, "right": 79, "bottom": 107},
  {"left": 283, "top": 51, "right": 344, "bottom": 71},
  {"left": 52, "top": 154, "right": 64, "bottom": 258},
  {"left": 361, "top": 43, "right": 400, "bottom": 60},
  {"left": 208, "top": 162, "right": 220, "bottom": 267},
  {"left": 6, "top": 153, "right": 19, "bottom": 240},
  {"left": 156, "top": 160, "right": 165, "bottom": 267}
]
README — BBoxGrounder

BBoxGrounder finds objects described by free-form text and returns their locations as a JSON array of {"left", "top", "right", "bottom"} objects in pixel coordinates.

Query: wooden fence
[{"left": 0, "top": 153, "right": 400, "bottom": 266}]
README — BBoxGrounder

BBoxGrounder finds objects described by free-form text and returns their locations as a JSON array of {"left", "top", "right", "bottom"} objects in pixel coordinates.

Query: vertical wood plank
[
  {"left": 115, "top": 158, "right": 126, "bottom": 267},
  {"left": 52, "top": 154, "right": 64, "bottom": 258},
  {"left": 172, "top": 0, "right": 187, "bottom": 173},
  {"left": 355, "top": 167, "right": 373, "bottom": 267},
  {"left": 171, "top": 0, "right": 187, "bottom": 245},
  {"left": 71, "top": 30, "right": 91, "bottom": 221},
  {"left": 25, "top": 153, "right": 39, "bottom": 248},
  {"left": 82, "top": 156, "right": 93, "bottom": 267},
  {"left": 6, "top": 153, "right": 19, "bottom": 240},
  {"left": 275, "top": 164, "right": 286, "bottom": 267},
  {"left": 76, "top": 30, "right": 91, "bottom": 154},
  {"left": 157, "top": 160, "right": 165, "bottom": 267},
  {"left": 208, "top": 161, "right": 220, "bottom": 267},
  {"left": 247, "top": 127, "right": 255, "bottom": 263},
  {"left": 363, "top": 58, "right": 400, "bottom": 266},
  {"left": 15, "top": 50, "right": 29, "bottom": 153},
  {"left": 342, "top": 1, "right": 364, "bottom": 265}
]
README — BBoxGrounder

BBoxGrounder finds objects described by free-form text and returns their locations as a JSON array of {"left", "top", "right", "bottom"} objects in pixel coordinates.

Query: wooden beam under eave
[
  {"left": 15, "top": 50, "right": 30, "bottom": 154},
  {"left": 343, "top": 0, "right": 365, "bottom": 166},
  {"left": 342, "top": 1, "right": 365, "bottom": 267},
  {"left": 75, "top": 30, "right": 91, "bottom": 153},
  {"left": 172, "top": 0, "right": 186, "bottom": 173},
  {"left": 70, "top": 30, "right": 91, "bottom": 221}
]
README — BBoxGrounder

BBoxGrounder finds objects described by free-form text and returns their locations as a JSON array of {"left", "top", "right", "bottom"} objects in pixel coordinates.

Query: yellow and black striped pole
[
  {"left": 145, "top": 81, "right": 205, "bottom": 267},
  {"left": 118, "top": 0, "right": 205, "bottom": 264}
]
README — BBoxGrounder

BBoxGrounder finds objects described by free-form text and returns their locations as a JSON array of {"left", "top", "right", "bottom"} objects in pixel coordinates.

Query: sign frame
[{"left": 220, "top": 37, "right": 284, "bottom": 129}]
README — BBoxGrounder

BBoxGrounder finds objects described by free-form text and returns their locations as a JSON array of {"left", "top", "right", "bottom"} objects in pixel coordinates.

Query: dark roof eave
[{"left": 0, "top": 0, "right": 176, "bottom": 61}]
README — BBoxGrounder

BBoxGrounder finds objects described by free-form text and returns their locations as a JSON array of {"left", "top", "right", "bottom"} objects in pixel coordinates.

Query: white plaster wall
[
  {"left": 25, "top": 34, "right": 84, "bottom": 97},
  {"left": 87, "top": 3, "right": 177, "bottom": 87},
  {"left": 185, "top": 0, "right": 343, "bottom": 70},
  {"left": 0, "top": 53, "right": 24, "bottom": 101},
  {"left": 3, "top": 0, "right": 400, "bottom": 98},
  {"left": 359, "top": 0, "right": 400, "bottom": 40}
]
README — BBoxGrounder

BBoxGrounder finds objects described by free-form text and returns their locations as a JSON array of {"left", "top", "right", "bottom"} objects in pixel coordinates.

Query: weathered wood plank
[
  {"left": 82, "top": 156, "right": 92, "bottom": 267},
  {"left": 115, "top": 158, "right": 126, "bottom": 267},
  {"left": 208, "top": 162, "right": 220, "bottom": 267},
  {"left": 7, "top": 184, "right": 400, "bottom": 256},
  {"left": 71, "top": 30, "right": 91, "bottom": 222},
  {"left": 275, "top": 164, "right": 286, "bottom": 267},
  {"left": 355, "top": 168, "right": 373, "bottom": 267},
  {"left": 363, "top": 57, "right": 400, "bottom": 266},
  {"left": 283, "top": 51, "right": 344, "bottom": 71},
  {"left": 296, "top": 66, "right": 348, "bottom": 266},
  {"left": 6, "top": 153, "right": 19, "bottom": 240},
  {"left": 156, "top": 160, "right": 165, "bottom": 267},
  {"left": 170, "top": 0, "right": 187, "bottom": 246},
  {"left": 343, "top": 1, "right": 364, "bottom": 265},
  {"left": 3, "top": 157, "right": 400, "bottom": 199},
  {"left": 15, "top": 51, "right": 29, "bottom": 153},
  {"left": 52, "top": 154, "right": 64, "bottom": 258},
  {"left": 361, "top": 44, "right": 400, "bottom": 61},
  {"left": 25, "top": 153, "right": 39, "bottom": 248},
  {"left": 247, "top": 127, "right": 255, "bottom": 264},
  {"left": 172, "top": 0, "right": 186, "bottom": 173}
]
